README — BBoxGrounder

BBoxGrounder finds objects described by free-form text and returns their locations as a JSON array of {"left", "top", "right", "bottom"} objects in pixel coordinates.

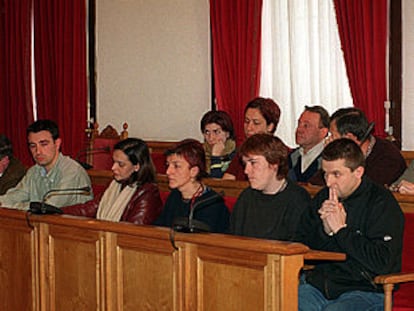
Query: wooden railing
[
  {"left": 401, "top": 150, "right": 414, "bottom": 166},
  {"left": 147, "top": 140, "right": 414, "bottom": 165},
  {"left": 87, "top": 170, "right": 414, "bottom": 214},
  {"left": 146, "top": 140, "right": 177, "bottom": 154},
  {"left": 0, "top": 208, "right": 343, "bottom": 311}
]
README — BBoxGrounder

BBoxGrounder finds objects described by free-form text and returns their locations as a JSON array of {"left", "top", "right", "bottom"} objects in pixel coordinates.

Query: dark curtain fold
[
  {"left": 34, "top": 0, "right": 87, "bottom": 157},
  {"left": 0, "top": 0, "right": 34, "bottom": 166},
  {"left": 334, "top": 0, "right": 388, "bottom": 137},
  {"left": 210, "top": 0, "right": 263, "bottom": 145}
]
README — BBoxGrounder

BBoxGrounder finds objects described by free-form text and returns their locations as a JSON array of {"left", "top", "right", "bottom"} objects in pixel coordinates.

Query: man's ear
[
  {"left": 55, "top": 138, "right": 62, "bottom": 150},
  {"left": 267, "top": 123, "right": 275, "bottom": 133},
  {"left": 354, "top": 166, "right": 364, "bottom": 179},
  {"left": 320, "top": 127, "right": 329, "bottom": 139},
  {"left": 344, "top": 132, "right": 359, "bottom": 143}
]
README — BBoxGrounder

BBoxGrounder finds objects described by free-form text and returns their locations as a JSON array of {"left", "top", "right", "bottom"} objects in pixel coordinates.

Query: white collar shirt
[{"left": 299, "top": 140, "right": 325, "bottom": 173}]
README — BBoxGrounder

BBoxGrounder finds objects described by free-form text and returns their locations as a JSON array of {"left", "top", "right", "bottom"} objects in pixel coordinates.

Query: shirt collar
[
  {"left": 299, "top": 140, "right": 325, "bottom": 172},
  {"left": 36, "top": 153, "right": 63, "bottom": 180}
]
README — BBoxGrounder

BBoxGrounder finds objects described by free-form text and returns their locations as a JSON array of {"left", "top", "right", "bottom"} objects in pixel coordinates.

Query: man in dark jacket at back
[
  {"left": 0, "top": 134, "right": 26, "bottom": 195},
  {"left": 296, "top": 138, "right": 404, "bottom": 311}
]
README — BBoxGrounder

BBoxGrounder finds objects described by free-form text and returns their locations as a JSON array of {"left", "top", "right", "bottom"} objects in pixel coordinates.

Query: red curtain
[
  {"left": 334, "top": 0, "right": 388, "bottom": 137},
  {"left": 210, "top": 0, "right": 263, "bottom": 145},
  {"left": 34, "top": 0, "right": 87, "bottom": 157},
  {"left": 0, "top": 0, "right": 34, "bottom": 166}
]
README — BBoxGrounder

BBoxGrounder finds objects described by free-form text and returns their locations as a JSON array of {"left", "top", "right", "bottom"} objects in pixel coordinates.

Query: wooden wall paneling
[
  {"left": 0, "top": 215, "right": 38, "bottom": 311},
  {"left": 196, "top": 245, "right": 267, "bottom": 311},
  {"left": 0, "top": 209, "right": 345, "bottom": 311},
  {"left": 275, "top": 255, "right": 303, "bottom": 310},
  {"left": 39, "top": 223, "right": 103, "bottom": 311},
  {"left": 114, "top": 232, "right": 178, "bottom": 311},
  {"left": 103, "top": 231, "right": 117, "bottom": 311}
]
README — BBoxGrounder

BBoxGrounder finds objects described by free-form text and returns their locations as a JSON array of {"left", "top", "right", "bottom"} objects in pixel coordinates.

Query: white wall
[
  {"left": 97, "top": 1, "right": 414, "bottom": 148},
  {"left": 96, "top": 0, "right": 210, "bottom": 141},
  {"left": 402, "top": 0, "right": 414, "bottom": 150}
]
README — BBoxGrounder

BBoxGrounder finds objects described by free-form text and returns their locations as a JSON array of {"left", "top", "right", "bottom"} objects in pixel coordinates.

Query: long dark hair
[{"left": 114, "top": 138, "right": 156, "bottom": 185}]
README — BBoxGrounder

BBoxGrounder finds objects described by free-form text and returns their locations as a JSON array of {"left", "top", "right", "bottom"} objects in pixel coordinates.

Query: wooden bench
[
  {"left": 86, "top": 169, "right": 414, "bottom": 310},
  {"left": 1, "top": 207, "right": 334, "bottom": 311},
  {"left": 87, "top": 170, "right": 414, "bottom": 214}
]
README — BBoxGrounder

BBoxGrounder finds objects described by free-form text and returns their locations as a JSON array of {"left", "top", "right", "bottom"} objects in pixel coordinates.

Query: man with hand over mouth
[{"left": 296, "top": 138, "right": 404, "bottom": 311}]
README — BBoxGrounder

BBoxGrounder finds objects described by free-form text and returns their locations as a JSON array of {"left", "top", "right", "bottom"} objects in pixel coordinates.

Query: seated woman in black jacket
[{"left": 153, "top": 139, "right": 229, "bottom": 233}]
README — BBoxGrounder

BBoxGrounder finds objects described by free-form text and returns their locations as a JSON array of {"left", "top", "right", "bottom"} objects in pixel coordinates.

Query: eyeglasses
[{"left": 203, "top": 128, "right": 223, "bottom": 136}]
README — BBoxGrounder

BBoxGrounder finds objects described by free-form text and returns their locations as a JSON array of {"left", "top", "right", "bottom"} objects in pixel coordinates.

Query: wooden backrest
[
  {"left": 146, "top": 140, "right": 414, "bottom": 172},
  {"left": 146, "top": 141, "right": 178, "bottom": 174},
  {"left": 401, "top": 151, "right": 414, "bottom": 167},
  {"left": 85, "top": 122, "right": 128, "bottom": 170},
  {"left": 87, "top": 170, "right": 414, "bottom": 214}
]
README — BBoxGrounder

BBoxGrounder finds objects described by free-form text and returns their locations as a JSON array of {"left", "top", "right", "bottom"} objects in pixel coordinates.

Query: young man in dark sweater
[
  {"left": 229, "top": 133, "right": 311, "bottom": 241},
  {"left": 297, "top": 138, "right": 404, "bottom": 311}
]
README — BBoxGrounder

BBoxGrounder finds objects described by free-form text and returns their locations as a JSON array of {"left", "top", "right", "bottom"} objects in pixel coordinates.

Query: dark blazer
[{"left": 0, "top": 157, "right": 26, "bottom": 195}]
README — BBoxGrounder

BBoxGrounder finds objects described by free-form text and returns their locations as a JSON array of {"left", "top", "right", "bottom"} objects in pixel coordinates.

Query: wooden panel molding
[{"left": 0, "top": 208, "right": 340, "bottom": 311}]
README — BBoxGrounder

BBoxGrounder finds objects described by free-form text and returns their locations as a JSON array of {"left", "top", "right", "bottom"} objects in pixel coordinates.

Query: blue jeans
[{"left": 298, "top": 274, "right": 384, "bottom": 311}]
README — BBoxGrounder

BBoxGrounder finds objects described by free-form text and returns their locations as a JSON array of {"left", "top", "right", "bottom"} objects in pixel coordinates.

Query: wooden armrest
[
  {"left": 374, "top": 271, "right": 414, "bottom": 285},
  {"left": 375, "top": 271, "right": 414, "bottom": 311},
  {"left": 304, "top": 249, "right": 346, "bottom": 261}
]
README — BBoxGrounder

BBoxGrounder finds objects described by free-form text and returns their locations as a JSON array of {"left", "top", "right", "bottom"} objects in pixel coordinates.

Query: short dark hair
[
  {"left": 304, "top": 105, "right": 330, "bottom": 129},
  {"left": 239, "top": 133, "right": 289, "bottom": 179},
  {"left": 330, "top": 107, "right": 370, "bottom": 141},
  {"left": 322, "top": 138, "right": 365, "bottom": 171},
  {"left": 330, "top": 107, "right": 365, "bottom": 122},
  {"left": 244, "top": 97, "right": 281, "bottom": 134},
  {"left": 200, "top": 110, "right": 235, "bottom": 140},
  {"left": 114, "top": 138, "right": 156, "bottom": 185},
  {"left": 0, "top": 134, "right": 13, "bottom": 159},
  {"left": 165, "top": 139, "right": 207, "bottom": 181},
  {"left": 27, "top": 119, "right": 59, "bottom": 140}
]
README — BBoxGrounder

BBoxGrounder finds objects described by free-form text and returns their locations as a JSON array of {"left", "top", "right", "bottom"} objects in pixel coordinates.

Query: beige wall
[
  {"left": 97, "top": 1, "right": 414, "bottom": 148},
  {"left": 402, "top": 0, "right": 414, "bottom": 150},
  {"left": 96, "top": 0, "right": 210, "bottom": 141}
]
